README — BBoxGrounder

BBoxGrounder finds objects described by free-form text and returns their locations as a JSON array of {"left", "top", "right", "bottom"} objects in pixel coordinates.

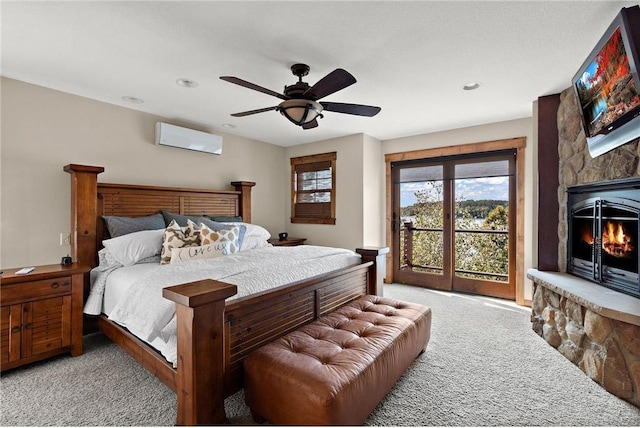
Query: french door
[{"left": 391, "top": 151, "right": 516, "bottom": 300}]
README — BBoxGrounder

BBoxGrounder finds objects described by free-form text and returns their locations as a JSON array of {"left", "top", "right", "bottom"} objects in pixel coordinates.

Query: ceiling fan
[{"left": 220, "top": 63, "right": 381, "bottom": 129}]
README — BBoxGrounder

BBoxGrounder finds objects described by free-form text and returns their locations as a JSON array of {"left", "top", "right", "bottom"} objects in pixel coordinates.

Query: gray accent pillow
[
  {"left": 102, "top": 213, "right": 165, "bottom": 238},
  {"left": 207, "top": 215, "right": 244, "bottom": 223},
  {"left": 161, "top": 210, "right": 226, "bottom": 230}
]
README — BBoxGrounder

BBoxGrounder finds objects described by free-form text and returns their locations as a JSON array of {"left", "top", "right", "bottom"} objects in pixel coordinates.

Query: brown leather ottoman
[{"left": 243, "top": 295, "right": 432, "bottom": 425}]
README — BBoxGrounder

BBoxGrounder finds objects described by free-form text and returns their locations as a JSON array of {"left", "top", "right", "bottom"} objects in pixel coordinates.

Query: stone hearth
[{"left": 528, "top": 269, "right": 640, "bottom": 407}]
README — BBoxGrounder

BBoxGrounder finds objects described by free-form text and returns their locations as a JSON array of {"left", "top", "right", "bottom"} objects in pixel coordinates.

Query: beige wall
[
  {"left": 362, "top": 134, "right": 385, "bottom": 246},
  {"left": 382, "top": 118, "right": 536, "bottom": 301},
  {"left": 283, "top": 133, "right": 385, "bottom": 251},
  {"left": 1, "top": 77, "right": 286, "bottom": 268}
]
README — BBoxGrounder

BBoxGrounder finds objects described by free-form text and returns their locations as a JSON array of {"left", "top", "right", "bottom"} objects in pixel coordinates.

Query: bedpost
[
  {"left": 230, "top": 181, "right": 255, "bottom": 223},
  {"left": 163, "top": 279, "right": 238, "bottom": 426},
  {"left": 63, "top": 164, "right": 105, "bottom": 268},
  {"left": 356, "top": 247, "right": 390, "bottom": 296}
]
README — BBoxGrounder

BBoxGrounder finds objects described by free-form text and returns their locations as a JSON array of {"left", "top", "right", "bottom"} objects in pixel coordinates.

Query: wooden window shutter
[{"left": 291, "top": 152, "right": 336, "bottom": 225}]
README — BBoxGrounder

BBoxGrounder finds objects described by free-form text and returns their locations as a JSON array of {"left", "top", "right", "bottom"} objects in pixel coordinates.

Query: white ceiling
[{"left": 2, "top": 1, "right": 637, "bottom": 147}]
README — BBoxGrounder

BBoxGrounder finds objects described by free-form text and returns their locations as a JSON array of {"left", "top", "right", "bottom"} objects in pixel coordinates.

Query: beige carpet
[{"left": 1, "top": 284, "right": 639, "bottom": 426}]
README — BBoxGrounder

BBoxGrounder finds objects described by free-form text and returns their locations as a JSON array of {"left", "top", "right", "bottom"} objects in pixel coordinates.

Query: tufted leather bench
[{"left": 243, "top": 295, "right": 432, "bottom": 425}]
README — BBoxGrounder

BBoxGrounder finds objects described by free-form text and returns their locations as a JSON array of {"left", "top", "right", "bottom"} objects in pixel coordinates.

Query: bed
[{"left": 64, "top": 164, "right": 384, "bottom": 425}]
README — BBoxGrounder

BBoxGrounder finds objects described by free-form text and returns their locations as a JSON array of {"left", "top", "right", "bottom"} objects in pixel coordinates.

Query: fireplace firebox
[{"left": 568, "top": 178, "right": 640, "bottom": 298}]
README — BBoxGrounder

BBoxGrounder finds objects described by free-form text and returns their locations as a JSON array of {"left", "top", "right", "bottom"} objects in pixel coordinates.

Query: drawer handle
[
  {"left": 11, "top": 325, "right": 21, "bottom": 333},
  {"left": 51, "top": 282, "right": 59, "bottom": 289},
  {"left": 24, "top": 323, "right": 33, "bottom": 330},
  {"left": 62, "top": 281, "right": 70, "bottom": 287}
]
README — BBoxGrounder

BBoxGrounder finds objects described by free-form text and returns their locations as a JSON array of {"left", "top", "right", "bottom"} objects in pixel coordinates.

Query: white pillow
[
  {"left": 223, "top": 222, "right": 271, "bottom": 240},
  {"left": 169, "top": 241, "right": 231, "bottom": 263},
  {"left": 102, "top": 229, "right": 164, "bottom": 266},
  {"left": 241, "top": 235, "right": 272, "bottom": 251}
]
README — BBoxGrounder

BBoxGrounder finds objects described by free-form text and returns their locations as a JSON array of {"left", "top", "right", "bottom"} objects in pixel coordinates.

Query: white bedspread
[{"left": 85, "top": 245, "right": 361, "bottom": 366}]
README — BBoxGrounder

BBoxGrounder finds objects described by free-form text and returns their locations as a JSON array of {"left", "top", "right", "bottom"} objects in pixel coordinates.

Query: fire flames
[
  {"left": 582, "top": 227, "right": 594, "bottom": 246},
  {"left": 602, "top": 221, "right": 634, "bottom": 258},
  {"left": 581, "top": 221, "right": 634, "bottom": 258}
]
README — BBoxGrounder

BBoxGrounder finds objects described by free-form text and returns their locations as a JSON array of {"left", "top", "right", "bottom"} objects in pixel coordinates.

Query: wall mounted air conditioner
[{"left": 155, "top": 122, "right": 223, "bottom": 155}]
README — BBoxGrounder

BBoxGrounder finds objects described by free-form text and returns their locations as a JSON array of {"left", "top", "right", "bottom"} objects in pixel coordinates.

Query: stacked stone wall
[
  {"left": 531, "top": 281, "right": 640, "bottom": 407},
  {"left": 556, "top": 87, "right": 640, "bottom": 272}
]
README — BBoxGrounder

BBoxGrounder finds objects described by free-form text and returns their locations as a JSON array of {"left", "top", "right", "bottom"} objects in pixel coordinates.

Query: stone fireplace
[{"left": 528, "top": 87, "right": 640, "bottom": 408}]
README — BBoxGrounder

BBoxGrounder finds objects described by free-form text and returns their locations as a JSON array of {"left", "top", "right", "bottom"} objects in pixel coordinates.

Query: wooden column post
[
  {"left": 537, "top": 94, "right": 561, "bottom": 271},
  {"left": 63, "top": 164, "right": 105, "bottom": 268},
  {"left": 163, "top": 279, "right": 238, "bottom": 426},
  {"left": 231, "top": 181, "right": 255, "bottom": 224},
  {"left": 356, "top": 247, "right": 390, "bottom": 296}
]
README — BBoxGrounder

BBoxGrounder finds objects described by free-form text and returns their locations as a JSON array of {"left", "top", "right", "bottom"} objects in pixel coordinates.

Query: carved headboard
[{"left": 64, "top": 164, "right": 255, "bottom": 269}]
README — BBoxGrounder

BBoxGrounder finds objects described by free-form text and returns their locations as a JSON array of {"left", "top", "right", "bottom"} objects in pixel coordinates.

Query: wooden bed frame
[{"left": 64, "top": 164, "right": 384, "bottom": 425}]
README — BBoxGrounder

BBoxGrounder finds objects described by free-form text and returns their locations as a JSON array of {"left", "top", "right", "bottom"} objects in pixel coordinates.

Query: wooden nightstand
[
  {"left": 268, "top": 237, "right": 307, "bottom": 247},
  {"left": 0, "top": 263, "right": 89, "bottom": 371}
]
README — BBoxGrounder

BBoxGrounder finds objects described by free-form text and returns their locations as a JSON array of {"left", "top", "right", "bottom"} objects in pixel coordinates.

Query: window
[{"left": 291, "top": 152, "right": 336, "bottom": 224}]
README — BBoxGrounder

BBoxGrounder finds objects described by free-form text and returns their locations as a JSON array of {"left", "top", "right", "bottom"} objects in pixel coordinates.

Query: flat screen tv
[{"left": 572, "top": 6, "right": 640, "bottom": 158}]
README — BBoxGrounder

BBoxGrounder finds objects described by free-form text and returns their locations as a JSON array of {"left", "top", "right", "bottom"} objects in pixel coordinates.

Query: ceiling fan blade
[
  {"left": 220, "top": 76, "right": 287, "bottom": 100},
  {"left": 302, "top": 119, "right": 318, "bottom": 129},
  {"left": 304, "top": 69, "right": 356, "bottom": 100},
  {"left": 230, "top": 106, "right": 277, "bottom": 117},
  {"left": 321, "top": 102, "right": 381, "bottom": 117}
]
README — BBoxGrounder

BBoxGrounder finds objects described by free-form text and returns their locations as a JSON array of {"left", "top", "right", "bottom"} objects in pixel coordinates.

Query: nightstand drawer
[
  {"left": 30, "top": 296, "right": 72, "bottom": 354},
  {"left": 1, "top": 277, "right": 72, "bottom": 304}
]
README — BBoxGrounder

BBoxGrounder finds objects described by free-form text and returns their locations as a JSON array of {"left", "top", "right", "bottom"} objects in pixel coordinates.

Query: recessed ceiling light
[
  {"left": 462, "top": 82, "right": 482, "bottom": 91},
  {"left": 176, "top": 78, "right": 199, "bottom": 88},
  {"left": 222, "top": 123, "right": 236, "bottom": 129},
  {"left": 122, "top": 96, "right": 144, "bottom": 104}
]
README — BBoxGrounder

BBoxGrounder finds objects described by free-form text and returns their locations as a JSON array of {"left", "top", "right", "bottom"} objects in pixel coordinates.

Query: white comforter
[{"left": 85, "top": 245, "right": 361, "bottom": 366}]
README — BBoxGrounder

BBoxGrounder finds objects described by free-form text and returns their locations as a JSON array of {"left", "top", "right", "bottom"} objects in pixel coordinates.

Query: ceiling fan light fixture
[{"left": 277, "top": 99, "right": 323, "bottom": 126}]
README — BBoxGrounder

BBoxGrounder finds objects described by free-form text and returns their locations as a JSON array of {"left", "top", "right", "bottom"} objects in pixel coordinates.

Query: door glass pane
[
  {"left": 400, "top": 174, "right": 444, "bottom": 275},
  {"left": 453, "top": 173, "right": 509, "bottom": 282}
]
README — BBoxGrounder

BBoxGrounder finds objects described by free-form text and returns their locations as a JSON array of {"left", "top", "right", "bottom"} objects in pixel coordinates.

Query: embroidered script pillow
[
  {"left": 198, "top": 223, "right": 242, "bottom": 254},
  {"left": 160, "top": 219, "right": 200, "bottom": 264},
  {"left": 169, "top": 241, "right": 232, "bottom": 263}
]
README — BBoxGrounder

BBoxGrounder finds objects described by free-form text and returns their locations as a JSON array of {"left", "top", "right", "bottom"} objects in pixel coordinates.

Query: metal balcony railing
[{"left": 402, "top": 220, "right": 508, "bottom": 281}]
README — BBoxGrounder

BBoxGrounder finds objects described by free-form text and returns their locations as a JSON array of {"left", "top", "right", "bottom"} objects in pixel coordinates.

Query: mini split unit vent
[{"left": 155, "top": 122, "right": 223, "bottom": 155}]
